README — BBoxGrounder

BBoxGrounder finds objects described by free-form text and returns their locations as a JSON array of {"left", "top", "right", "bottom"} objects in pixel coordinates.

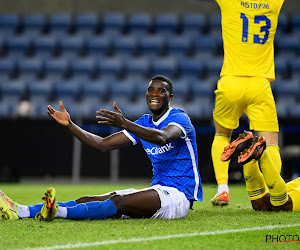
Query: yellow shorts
[
  {"left": 286, "top": 177, "right": 300, "bottom": 212},
  {"left": 213, "top": 76, "right": 279, "bottom": 132}
]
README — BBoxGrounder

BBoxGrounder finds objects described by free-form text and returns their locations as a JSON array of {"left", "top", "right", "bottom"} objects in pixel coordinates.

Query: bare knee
[{"left": 76, "top": 191, "right": 117, "bottom": 203}]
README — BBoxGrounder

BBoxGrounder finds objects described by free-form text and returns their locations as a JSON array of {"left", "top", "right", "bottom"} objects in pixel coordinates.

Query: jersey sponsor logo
[
  {"left": 145, "top": 143, "right": 174, "bottom": 155},
  {"left": 241, "top": 1, "right": 270, "bottom": 9}
]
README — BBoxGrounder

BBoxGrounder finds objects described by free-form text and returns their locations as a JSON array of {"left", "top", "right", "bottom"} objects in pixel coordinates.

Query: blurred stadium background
[{"left": 0, "top": 0, "right": 300, "bottom": 184}]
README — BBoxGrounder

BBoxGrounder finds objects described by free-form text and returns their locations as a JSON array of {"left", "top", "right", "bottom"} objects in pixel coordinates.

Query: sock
[
  {"left": 211, "top": 134, "right": 231, "bottom": 185},
  {"left": 57, "top": 200, "right": 77, "bottom": 207},
  {"left": 218, "top": 184, "right": 229, "bottom": 194},
  {"left": 22, "top": 200, "right": 78, "bottom": 218},
  {"left": 28, "top": 203, "right": 43, "bottom": 218},
  {"left": 259, "top": 148, "right": 288, "bottom": 206},
  {"left": 55, "top": 206, "right": 68, "bottom": 218},
  {"left": 66, "top": 199, "right": 117, "bottom": 220},
  {"left": 243, "top": 161, "right": 268, "bottom": 200},
  {"left": 266, "top": 145, "right": 281, "bottom": 173},
  {"left": 17, "top": 204, "right": 30, "bottom": 218}
]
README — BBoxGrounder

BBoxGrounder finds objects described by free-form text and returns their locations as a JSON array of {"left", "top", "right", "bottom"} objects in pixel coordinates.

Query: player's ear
[{"left": 169, "top": 94, "right": 174, "bottom": 102}]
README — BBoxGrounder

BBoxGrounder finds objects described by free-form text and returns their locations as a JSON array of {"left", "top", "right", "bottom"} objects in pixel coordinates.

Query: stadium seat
[
  {"left": 74, "top": 12, "right": 99, "bottom": 35},
  {"left": 193, "top": 35, "right": 219, "bottom": 58},
  {"left": 289, "top": 103, "right": 300, "bottom": 119},
  {"left": 0, "top": 57, "right": 16, "bottom": 80},
  {"left": 291, "top": 12, "right": 300, "bottom": 34},
  {"left": 120, "top": 97, "right": 148, "bottom": 119},
  {"left": 138, "top": 34, "right": 165, "bottom": 57},
  {"left": 205, "top": 57, "right": 223, "bottom": 77},
  {"left": 0, "top": 102, "right": 12, "bottom": 117},
  {"left": 69, "top": 57, "right": 97, "bottom": 80},
  {"left": 48, "top": 13, "right": 72, "bottom": 35},
  {"left": 110, "top": 78, "right": 138, "bottom": 99},
  {"left": 190, "top": 81, "right": 214, "bottom": 99},
  {"left": 150, "top": 56, "right": 178, "bottom": 79},
  {"left": 27, "top": 79, "right": 54, "bottom": 103},
  {"left": 289, "top": 57, "right": 300, "bottom": 79},
  {"left": 182, "top": 13, "right": 207, "bottom": 37},
  {"left": 58, "top": 34, "right": 85, "bottom": 59},
  {"left": 6, "top": 34, "right": 32, "bottom": 58},
  {"left": 178, "top": 56, "right": 205, "bottom": 79},
  {"left": 0, "top": 14, "right": 19, "bottom": 35},
  {"left": 81, "top": 79, "right": 111, "bottom": 103},
  {"left": 16, "top": 57, "right": 43, "bottom": 80},
  {"left": 275, "top": 79, "right": 300, "bottom": 99},
  {"left": 102, "top": 13, "right": 126, "bottom": 36},
  {"left": 208, "top": 13, "right": 221, "bottom": 34},
  {"left": 32, "top": 34, "right": 58, "bottom": 59},
  {"left": 154, "top": 13, "right": 179, "bottom": 37},
  {"left": 54, "top": 79, "right": 82, "bottom": 104},
  {"left": 185, "top": 96, "right": 214, "bottom": 119},
  {"left": 97, "top": 56, "right": 123, "bottom": 79},
  {"left": 165, "top": 35, "right": 191, "bottom": 58},
  {"left": 172, "top": 80, "right": 191, "bottom": 99},
  {"left": 275, "top": 34, "right": 300, "bottom": 58},
  {"left": 112, "top": 34, "right": 138, "bottom": 58},
  {"left": 123, "top": 56, "right": 150, "bottom": 79},
  {"left": 274, "top": 56, "right": 289, "bottom": 79},
  {"left": 0, "top": 79, "right": 27, "bottom": 105},
  {"left": 44, "top": 57, "right": 70, "bottom": 80},
  {"left": 85, "top": 35, "right": 112, "bottom": 58},
  {"left": 277, "top": 12, "right": 288, "bottom": 34},
  {"left": 128, "top": 13, "right": 152, "bottom": 35},
  {"left": 23, "top": 13, "right": 47, "bottom": 37}
]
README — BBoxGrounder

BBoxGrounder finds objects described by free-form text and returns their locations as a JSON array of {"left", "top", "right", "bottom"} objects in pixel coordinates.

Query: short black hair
[{"left": 151, "top": 75, "right": 173, "bottom": 95}]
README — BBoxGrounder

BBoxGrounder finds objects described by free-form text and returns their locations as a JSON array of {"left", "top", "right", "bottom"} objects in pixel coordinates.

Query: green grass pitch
[{"left": 0, "top": 183, "right": 299, "bottom": 249}]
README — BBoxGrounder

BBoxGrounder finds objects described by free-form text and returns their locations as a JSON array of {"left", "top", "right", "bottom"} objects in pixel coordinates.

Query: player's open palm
[{"left": 47, "top": 101, "right": 70, "bottom": 127}]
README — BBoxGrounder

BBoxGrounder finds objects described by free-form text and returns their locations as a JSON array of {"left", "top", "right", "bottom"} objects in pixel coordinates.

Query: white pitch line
[{"left": 20, "top": 223, "right": 300, "bottom": 250}]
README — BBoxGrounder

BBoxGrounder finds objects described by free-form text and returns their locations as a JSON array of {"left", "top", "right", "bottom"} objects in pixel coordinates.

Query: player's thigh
[
  {"left": 245, "top": 77, "right": 279, "bottom": 132},
  {"left": 213, "top": 76, "right": 246, "bottom": 129},
  {"left": 150, "top": 185, "right": 191, "bottom": 219}
]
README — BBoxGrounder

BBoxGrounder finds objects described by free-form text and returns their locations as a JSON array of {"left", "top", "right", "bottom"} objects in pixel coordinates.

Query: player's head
[
  {"left": 146, "top": 75, "right": 174, "bottom": 115},
  {"left": 151, "top": 75, "right": 173, "bottom": 95}
]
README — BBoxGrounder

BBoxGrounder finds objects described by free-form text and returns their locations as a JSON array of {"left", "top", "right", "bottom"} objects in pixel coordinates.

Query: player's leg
[
  {"left": 211, "top": 76, "right": 246, "bottom": 205},
  {"left": 285, "top": 178, "right": 300, "bottom": 212},
  {"left": 257, "top": 131, "right": 281, "bottom": 173},
  {"left": 75, "top": 188, "right": 137, "bottom": 203},
  {"left": 242, "top": 160, "right": 271, "bottom": 211},
  {"left": 211, "top": 120, "right": 231, "bottom": 205},
  {"left": 245, "top": 77, "right": 288, "bottom": 207}
]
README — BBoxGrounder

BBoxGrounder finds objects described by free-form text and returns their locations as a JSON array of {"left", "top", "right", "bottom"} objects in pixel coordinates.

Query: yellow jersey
[{"left": 215, "top": 0, "right": 285, "bottom": 81}]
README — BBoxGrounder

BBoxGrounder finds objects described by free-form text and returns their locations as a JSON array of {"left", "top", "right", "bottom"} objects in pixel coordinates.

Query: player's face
[{"left": 146, "top": 80, "right": 173, "bottom": 115}]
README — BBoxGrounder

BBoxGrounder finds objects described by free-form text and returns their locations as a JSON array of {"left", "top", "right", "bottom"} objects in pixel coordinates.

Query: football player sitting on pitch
[
  {"left": 222, "top": 131, "right": 299, "bottom": 212},
  {"left": 0, "top": 75, "right": 202, "bottom": 221}
]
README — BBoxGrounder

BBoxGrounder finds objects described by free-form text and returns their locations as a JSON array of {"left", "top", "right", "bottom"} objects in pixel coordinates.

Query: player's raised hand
[
  {"left": 47, "top": 101, "right": 70, "bottom": 127},
  {"left": 96, "top": 101, "right": 127, "bottom": 128}
]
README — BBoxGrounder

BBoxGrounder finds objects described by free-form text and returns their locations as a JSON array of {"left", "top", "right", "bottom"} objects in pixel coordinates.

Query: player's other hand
[
  {"left": 47, "top": 101, "right": 70, "bottom": 127},
  {"left": 96, "top": 101, "right": 127, "bottom": 128}
]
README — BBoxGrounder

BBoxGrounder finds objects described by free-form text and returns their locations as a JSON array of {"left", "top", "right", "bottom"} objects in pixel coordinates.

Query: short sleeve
[
  {"left": 122, "top": 116, "right": 146, "bottom": 145},
  {"left": 168, "top": 112, "right": 193, "bottom": 139}
]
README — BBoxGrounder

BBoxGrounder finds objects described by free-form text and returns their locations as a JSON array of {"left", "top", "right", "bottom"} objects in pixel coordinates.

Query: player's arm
[
  {"left": 96, "top": 102, "right": 183, "bottom": 146},
  {"left": 47, "top": 101, "right": 132, "bottom": 152}
]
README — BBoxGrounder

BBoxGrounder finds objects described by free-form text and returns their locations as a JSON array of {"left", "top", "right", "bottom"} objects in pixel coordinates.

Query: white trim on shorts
[{"left": 115, "top": 185, "right": 190, "bottom": 219}]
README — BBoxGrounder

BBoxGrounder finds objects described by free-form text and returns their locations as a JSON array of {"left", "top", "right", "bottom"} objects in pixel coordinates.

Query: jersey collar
[{"left": 152, "top": 107, "right": 173, "bottom": 126}]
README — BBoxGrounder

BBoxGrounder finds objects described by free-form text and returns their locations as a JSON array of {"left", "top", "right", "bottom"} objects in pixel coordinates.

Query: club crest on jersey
[{"left": 145, "top": 143, "right": 174, "bottom": 155}]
